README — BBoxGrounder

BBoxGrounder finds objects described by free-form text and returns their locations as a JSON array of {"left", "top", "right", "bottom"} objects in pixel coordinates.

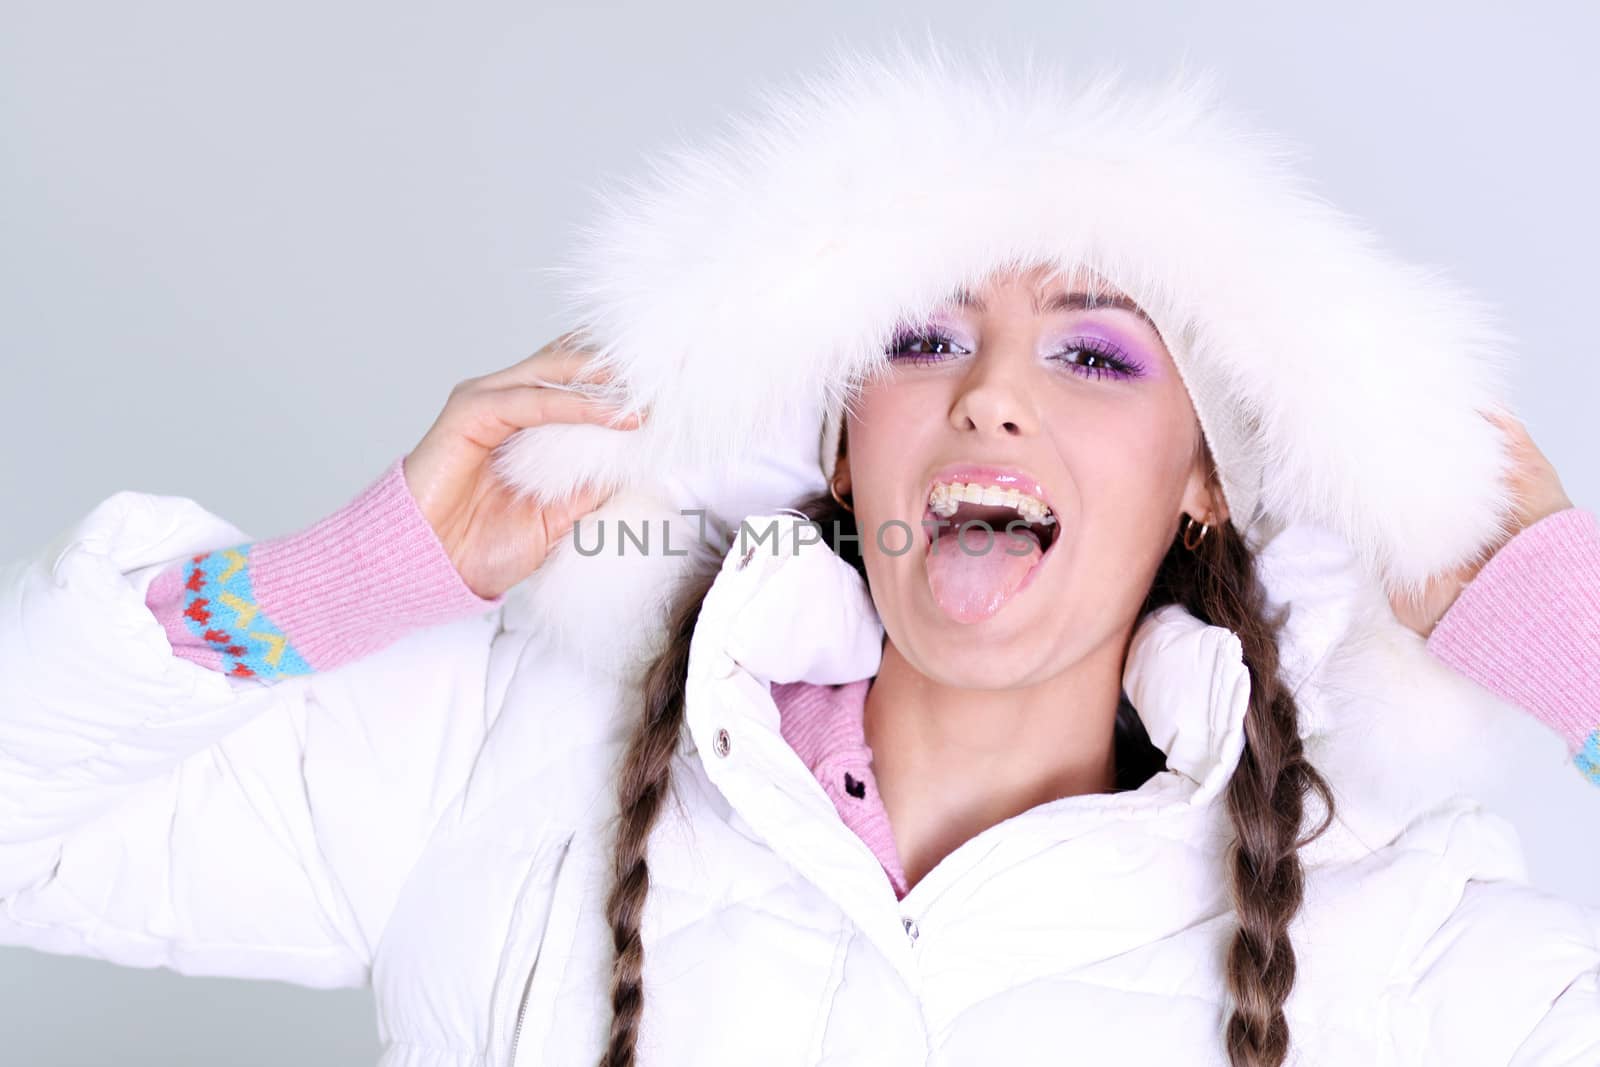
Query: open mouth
[{"left": 921, "top": 480, "right": 1060, "bottom": 623}]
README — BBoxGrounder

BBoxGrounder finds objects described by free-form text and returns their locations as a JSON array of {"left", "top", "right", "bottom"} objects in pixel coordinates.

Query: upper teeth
[{"left": 928, "top": 481, "right": 1056, "bottom": 526}]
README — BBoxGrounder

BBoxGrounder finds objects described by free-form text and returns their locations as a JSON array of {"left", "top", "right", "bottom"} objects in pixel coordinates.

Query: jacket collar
[
  {"left": 678, "top": 512, "right": 1367, "bottom": 976},
  {"left": 684, "top": 512, "right": 1277, "bottom": 796}
]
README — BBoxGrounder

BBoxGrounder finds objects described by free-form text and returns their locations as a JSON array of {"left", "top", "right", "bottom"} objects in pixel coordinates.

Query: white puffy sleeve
[{"left": 0, "top": 488, "right": 519, "bottom": 988}]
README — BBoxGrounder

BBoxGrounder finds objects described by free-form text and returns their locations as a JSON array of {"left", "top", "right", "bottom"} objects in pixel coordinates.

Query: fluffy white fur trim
[{"left": 493, "top": 36, "right": 1523, "bottom": 672}]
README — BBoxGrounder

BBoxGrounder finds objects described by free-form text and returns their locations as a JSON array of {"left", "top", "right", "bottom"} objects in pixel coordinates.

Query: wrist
[
  {"left": 150, "top": 456, "right": 501, "bottom": 680},
  {"left": 1427, "top": 506, "right": 1600, "bottom": 751},
  {"left": 250, "top": 456, "right": 503, "bottom": 658}
]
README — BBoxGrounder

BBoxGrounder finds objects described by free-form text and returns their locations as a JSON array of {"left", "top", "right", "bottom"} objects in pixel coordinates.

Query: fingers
[
  {"left": 1483, "top": 407, "right": 1548, "bottom": 469},
  {"left": 1480, "top": 408, "right": 1539, "bottom": 478},
  {"left": 457, "top": 383, "right": 646, "bottom": 447},
  {"left": 1477, "top": 406, "right": 1573, "bottom": 525},
  {"left": 1482, "top": 409, "right": 1552, "bottom": 468},
  {"left": 448, "top": 335, "right": 637, "bottom": 449},
  {"left": 478, "top": 334, "right": 620, "bottom": 393},
  {"left": 1482, "top": 407, "right": 1528, "bottom": 442},
  {"left": 539, "top": 480, "right": 616, "bottom": 546}
]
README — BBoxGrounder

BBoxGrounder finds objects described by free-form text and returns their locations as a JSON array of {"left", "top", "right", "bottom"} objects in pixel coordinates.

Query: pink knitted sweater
[{"left": 146, "top": 455, "right": 1600, "bottom": 902}]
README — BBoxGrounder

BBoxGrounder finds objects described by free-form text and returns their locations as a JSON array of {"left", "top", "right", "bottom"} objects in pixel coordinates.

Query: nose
[{"left": 948, "top": 349, "right": 1038, "bottom": 438}]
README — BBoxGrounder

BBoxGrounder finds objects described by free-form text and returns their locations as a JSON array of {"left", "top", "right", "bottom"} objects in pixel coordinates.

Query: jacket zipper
[
  {"left": 508, "top": 959, "right": 537, "bottom": 1065},
  {"left": 505, "top": 834, "right": 582, "bottom": 1067}
]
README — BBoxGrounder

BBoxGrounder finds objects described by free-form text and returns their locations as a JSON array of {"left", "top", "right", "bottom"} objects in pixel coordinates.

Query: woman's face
[{"left": 835, "top": 262, "right": 1226, "bottom": 690}]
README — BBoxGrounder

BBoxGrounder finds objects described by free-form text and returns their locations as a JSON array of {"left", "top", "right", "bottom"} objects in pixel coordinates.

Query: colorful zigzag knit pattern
[
  {"left": 145, "top": 455, "right": 504, "bottom": 682},
  {"left": 176, "top": 547, "right": 312, "bottom": 680},
  {"left": 1576, "top": 729, "right": 1600, "bottom": 786}
]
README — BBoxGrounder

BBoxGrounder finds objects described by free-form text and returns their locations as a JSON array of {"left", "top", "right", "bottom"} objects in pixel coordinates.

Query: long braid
[
  {"left": 1150, "top": 507, "right": 1337, "bottom": 1066},
  {"left": 599, "top": 564, "right": 719, "bottom": 1067}
]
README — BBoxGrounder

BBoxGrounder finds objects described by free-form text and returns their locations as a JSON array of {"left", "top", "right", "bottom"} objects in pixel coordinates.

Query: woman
[{"left": 3, "top": 44, "right": 1599, "bottom": 1067}]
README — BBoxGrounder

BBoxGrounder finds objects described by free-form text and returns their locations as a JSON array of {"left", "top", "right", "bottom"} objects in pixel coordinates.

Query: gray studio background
[{"left": 3, "top": 2, "right": 1598, "bottom": 1064}]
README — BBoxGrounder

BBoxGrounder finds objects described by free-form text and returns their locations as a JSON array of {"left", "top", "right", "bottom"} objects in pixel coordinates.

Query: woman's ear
[
  {"left": 1202, "top": 489, "right": 1229, "bottom": 528},
  {"left": 1179, "top": 456, "right": 1229, "bottom": 529}
]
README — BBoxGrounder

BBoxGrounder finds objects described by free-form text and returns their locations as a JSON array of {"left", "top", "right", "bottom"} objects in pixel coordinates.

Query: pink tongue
[{"left": 926, "top": 523, "right": 1042, "bottom": 623}]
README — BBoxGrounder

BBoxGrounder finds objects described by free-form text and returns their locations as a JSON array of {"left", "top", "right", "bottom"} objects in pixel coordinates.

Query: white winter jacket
[{"left": 3, "top": 487, "right": 1598, "bottom": 1066}]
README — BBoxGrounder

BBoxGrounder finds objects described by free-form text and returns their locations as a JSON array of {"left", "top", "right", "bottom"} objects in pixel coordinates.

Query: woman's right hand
[{"left": 402, "top": 333, "right": 644, "bottom": 600}]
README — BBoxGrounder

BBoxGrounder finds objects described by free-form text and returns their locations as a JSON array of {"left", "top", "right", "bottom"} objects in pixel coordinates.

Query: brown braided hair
[{"left": 599, "top": 453, "right": 1336, "bottom": 1067}]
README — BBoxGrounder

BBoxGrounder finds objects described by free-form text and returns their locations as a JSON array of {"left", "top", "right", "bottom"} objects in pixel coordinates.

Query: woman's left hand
[{"left": 1389, "top": 409, "right": 1574, "bottom": 638}]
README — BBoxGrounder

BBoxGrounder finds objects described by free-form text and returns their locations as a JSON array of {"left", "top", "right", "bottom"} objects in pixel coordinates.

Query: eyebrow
[{"left": 946, "top": 286, "right": 1158, "bottom": 330}]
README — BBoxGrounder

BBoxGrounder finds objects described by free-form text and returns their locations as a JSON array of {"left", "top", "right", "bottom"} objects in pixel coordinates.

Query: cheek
[
  {"left": 846, "top": 388, "right": 934, "bottom": 484},
  {"left": 1052, "top": 408, "right": 1193, "bottom": 529}
]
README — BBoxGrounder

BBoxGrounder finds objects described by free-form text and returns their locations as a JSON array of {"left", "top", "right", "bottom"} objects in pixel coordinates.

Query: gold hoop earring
[
  {"left": 1182, "top": 514, "right": 1210, "bottom": 551},
  {"left": 829, "top": 476, "right": 855, "bottom": 515}
]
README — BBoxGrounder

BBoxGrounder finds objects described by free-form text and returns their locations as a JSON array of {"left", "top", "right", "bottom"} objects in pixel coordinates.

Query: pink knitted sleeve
[
  {"left": 144, "top": 454, "right": 502, "bottom": 680},
  {"left": 1426, "top": 506, "right": 1600, "bottom": 783}
]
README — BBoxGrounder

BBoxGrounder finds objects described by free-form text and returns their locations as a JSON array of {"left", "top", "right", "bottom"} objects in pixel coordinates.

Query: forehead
[
  {"left": 936, "top": 264, "right": 1161, "bottom": 335},
  {"left": 943, "top": 285, "right": 1159, "bottom": 333}
]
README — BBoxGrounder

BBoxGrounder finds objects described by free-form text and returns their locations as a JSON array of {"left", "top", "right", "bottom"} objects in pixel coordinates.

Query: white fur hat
[{"left": 492, "top": 38, "right": 1522, "bottom": 673}]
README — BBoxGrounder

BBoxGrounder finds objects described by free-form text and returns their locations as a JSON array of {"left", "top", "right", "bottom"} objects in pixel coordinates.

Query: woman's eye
[
  {"left": 1064, "top": 348, "right": 1113, "bottom": 370},
  {"left": 886, "top": 329, "right": 967, "bottom": 364},
  {"left": 1055, "top": 341, "right": 1141, "bottom": 381}
]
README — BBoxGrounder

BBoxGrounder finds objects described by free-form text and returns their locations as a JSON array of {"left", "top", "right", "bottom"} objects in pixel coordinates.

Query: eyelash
[{"left": 885, "top": 326, "right": 1141, "bottom": 381}]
